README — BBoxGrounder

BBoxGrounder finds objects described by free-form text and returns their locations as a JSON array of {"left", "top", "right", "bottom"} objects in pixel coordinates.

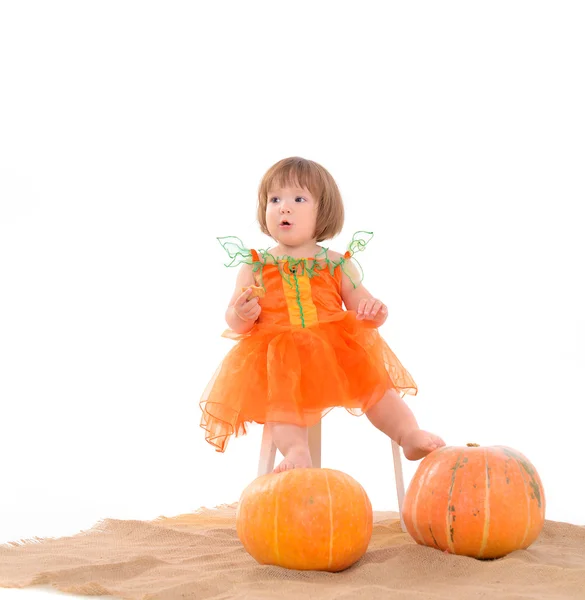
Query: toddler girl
[{"left": 200, "top": 157, "right": 445, "bottom": 471}]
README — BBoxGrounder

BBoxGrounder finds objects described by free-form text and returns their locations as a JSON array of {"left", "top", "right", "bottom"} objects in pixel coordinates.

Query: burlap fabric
[{"left": 1, "top": 504, "right": 585, "bottom": 599}]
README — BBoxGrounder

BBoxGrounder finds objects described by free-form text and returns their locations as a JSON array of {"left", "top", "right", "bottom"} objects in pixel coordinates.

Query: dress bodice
[{"left": 218, "top": 232, "right": 374, "bottom": 329}]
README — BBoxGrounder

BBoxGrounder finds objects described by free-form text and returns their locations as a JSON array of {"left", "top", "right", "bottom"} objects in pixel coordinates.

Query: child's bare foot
[
  {"left": 400, "top": 429, "right": 446, "bottom": 461},
  {"left": 273, "top": 446, "right": 312, "bottom": 473}
]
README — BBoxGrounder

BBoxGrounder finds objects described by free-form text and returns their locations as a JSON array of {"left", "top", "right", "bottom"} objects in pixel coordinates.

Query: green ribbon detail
[{"left": 217, "top": 231, "right": 374, "bottom": 290}]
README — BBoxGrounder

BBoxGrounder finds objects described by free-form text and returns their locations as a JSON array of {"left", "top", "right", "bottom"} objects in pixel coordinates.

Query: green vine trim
[{"left": 217, "top": 231, "right": 373, "bottom": 290}]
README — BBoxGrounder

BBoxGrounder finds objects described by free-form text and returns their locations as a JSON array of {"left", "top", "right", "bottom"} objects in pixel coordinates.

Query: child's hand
[
  {"left": 234, "top": 288, "right": 262, "bottom": 323},
  {"left": 356, "top": 298, "right": 388, "bottom": 325}
]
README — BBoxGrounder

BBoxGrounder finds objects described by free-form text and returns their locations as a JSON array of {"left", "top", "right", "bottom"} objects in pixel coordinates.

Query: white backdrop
[{"left": 1, "top": 2, "right": 584, "bottom": 596}]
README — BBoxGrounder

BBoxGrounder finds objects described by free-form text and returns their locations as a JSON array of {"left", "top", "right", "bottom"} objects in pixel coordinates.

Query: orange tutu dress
[{"left": 200, "top": 231, "right": 418, "bottom": 452}]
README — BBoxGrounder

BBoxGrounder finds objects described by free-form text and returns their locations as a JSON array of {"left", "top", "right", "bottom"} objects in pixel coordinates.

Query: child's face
[{"left": 265, "top": 185, "right": 318, "bottom": 249}]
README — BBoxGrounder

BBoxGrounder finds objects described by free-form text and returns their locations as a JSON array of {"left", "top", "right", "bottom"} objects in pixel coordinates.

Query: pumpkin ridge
[
  {"left": 324, "top": 470, "right": 334, "bottom": 570},
  {"left": 407, "top": 448, "right": 449, "bottom": 546},
  {"left": 410, "top": 458, "right": 432, "bottom": 544},
  {"left": 510, "top": 451, "right": 532, "bottom": 547},
  {"left": 477, "top": 448, "right": 491, "bottom": 558},
  {"left": 519, "top": 459, "right": 542, "bottom": 510},
  {"left": 446, "top": 451, "right": 464, "bottom": 553},
  {"left": 428, "top": 525, "right": 440, "bottom": 549},
  {"left": 500, "top": 447, "right": 544, "bottom": 510},
  {"left": 360, "top": 483, "right": 369, "bottom": 541},
  {"left": 274, "top": 476, "right": 281, "bottom": 565}
]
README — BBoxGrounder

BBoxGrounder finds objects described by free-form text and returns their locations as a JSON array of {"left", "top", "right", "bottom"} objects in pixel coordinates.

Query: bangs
[{"left": 264, "top": 159, "right": 325, "bottom": 199}]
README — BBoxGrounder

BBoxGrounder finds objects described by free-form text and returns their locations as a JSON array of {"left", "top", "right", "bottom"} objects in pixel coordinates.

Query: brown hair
[{"left": 257, "top": 157, "right": 345, "bottom": 243}]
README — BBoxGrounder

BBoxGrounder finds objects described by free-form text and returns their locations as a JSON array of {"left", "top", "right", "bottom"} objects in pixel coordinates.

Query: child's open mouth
[{"left": 279, "top": 221, "right": 292, "bottom": 229}]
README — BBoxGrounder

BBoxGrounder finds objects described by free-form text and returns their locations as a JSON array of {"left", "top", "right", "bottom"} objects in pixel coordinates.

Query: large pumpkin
[
  {"left": 236, "top": 468, "right": 373, "bottom": 571},
  {"left": 403, "top": 443, "right": 545, "bottom": 559}
]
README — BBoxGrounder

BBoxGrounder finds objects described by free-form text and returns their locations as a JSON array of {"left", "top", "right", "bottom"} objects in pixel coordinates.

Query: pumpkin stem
[{"left": 467, "top": 443, "right": 480, "bottom": 447}]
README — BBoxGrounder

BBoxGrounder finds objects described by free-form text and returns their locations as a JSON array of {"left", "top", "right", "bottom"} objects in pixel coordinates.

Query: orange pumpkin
[
  {"left": 403, "top": 443, "right": 546, "bottom": 559},
  {"left": 236, "top": 468, "right": 373, "bottom": 571}
]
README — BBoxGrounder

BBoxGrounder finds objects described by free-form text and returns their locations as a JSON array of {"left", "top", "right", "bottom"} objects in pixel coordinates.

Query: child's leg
[
  {"left": 365, "top": 388, "right": 445, "bottom": 460},
  {"left": 268, "top": 422, "right": 313, "bottom": 473}
]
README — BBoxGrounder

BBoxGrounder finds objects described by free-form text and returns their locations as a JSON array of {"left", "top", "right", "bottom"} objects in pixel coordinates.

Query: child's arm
[
  {"left": 225, "top": 264, "right": 262, "bottom": 334},
  {"left": 339, "top": 256, "right": 388, "bottom": 327}
]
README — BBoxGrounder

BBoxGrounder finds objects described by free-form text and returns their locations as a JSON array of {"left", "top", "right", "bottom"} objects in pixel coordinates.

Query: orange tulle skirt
[{"left": 199, "top": 311, "right": 418, "bottom": 452}]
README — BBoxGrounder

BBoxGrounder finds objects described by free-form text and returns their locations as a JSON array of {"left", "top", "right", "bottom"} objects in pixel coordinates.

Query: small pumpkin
[
  {"left": 236, "top": 468, "right": 373, "bottom": 572},
  {"left": 402, "top": 443, "right": 545, "bottom": 559}
]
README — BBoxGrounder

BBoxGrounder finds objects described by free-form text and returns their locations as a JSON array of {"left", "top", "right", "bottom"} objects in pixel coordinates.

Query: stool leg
[
  {"left": 258, "top": 425, "right": 277, "bottom": 477},
  {"left": 392, "top": 439, "right": 407, "bottom": 532},
  {"left": 308, "top": 421, "right": 321, "bottom": 468}
]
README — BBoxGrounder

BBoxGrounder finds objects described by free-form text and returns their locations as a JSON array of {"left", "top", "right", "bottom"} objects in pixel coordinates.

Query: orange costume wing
[{"left": 199, "top": 232, "right": 418, "bottom": 452}]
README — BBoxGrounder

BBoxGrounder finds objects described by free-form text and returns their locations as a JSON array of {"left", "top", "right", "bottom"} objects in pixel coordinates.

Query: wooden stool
[{"left": 257, "top": 420, "right": 407, "bottom": 532}]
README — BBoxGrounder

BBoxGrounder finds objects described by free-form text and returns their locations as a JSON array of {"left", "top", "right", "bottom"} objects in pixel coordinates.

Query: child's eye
[
  {"left": 270, "top": 197, "right": 280, "bottom": 203},
  {"left": 295, "top": 197, "right": 306, "bottom": 202}
]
